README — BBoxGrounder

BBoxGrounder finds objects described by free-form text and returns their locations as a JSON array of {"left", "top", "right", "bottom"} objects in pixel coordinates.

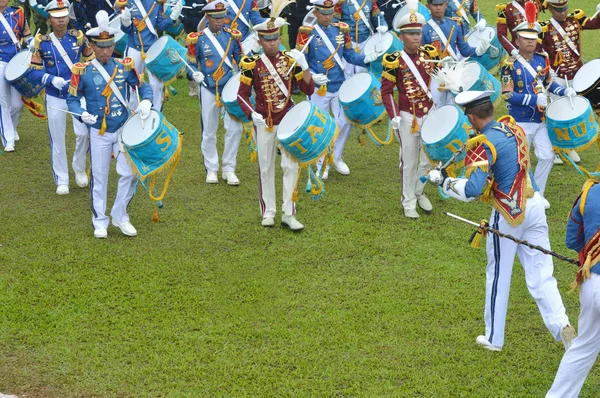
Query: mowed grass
[{"left": 1, "top": 1, "right": 599, "bottom": 396}]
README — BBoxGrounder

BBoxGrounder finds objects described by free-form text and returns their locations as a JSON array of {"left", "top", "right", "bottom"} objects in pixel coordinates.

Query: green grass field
[{"left": 1, "top": 1, "right": 599, "bottom": 396}]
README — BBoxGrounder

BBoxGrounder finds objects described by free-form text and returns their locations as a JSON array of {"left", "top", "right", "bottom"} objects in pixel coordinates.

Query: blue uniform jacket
[
  {"left": 119, "top": 0, "right": 174, "bottom": 52},
  {"left": 185, "top": 28, "right": 242, "bottom": 95},
  {"left": 500, "top": 53, "right": 565, "bottom": 123},
  {"left": 0, "top": 6, "right": 30, "bottom": 62},
  {"left": 335, "top": 0, "right": 386, "bottom": 44},
  {"left": 30, "top": 30, "right": 93, "bottom": 99},
  {"left": 444, "top": 0, "right": 481, "bottom": 24},
  {"left": 302, "top": 23, "right": 366, "bottom": 93},
  {"left": 67, "top": 58, "right": 153, "bottom": 133},
  {"left": 223, "top": 0, "right": 266, "bottom": 40},
  {"left": 421, "top": 18, "right": 476, "bottom": 58},
  {"left": 567, "top": 183, "right": 600, "bottom": 274}
]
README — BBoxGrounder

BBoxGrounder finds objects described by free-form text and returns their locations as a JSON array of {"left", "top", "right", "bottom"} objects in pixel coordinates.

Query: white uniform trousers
[
  {"left": 45, "top": 95, "right": 90, "bottom": 185},
  {"left": 520, "top": 122, "right": 553, "bottom": 197},
  {"left": 345, "top": 40, "right": 367, "bottom": 77},
  {"left": 547, "top": 273, "right": 600, "bottom": 398},
  {"left": 397, "top": 110, "right": 430, "bottom": 211},
  {"left": 254, "top": 123, "right": 298, "bottom": 218},
  {"left": 310, "top": 90, "right": 352, "bottom": 162},
  {"left": 0, "top": 61, "right": 23, "bottom": 148},
  {"left": 126, "top": 47, "right": 164, "bottom": 110},
  {"left": 482, "top": 193, "right": 570, "bottom": 348},
  {"left": 199, "top": 86, "right": 243, "bottom": 173},
  {"left": 89, "top": 127, "right": 137, "bottom": 230}
]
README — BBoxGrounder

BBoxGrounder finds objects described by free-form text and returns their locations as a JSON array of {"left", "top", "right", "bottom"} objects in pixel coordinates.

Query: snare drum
[
  {"left": 363, "top": 32, "right": 404, "bottom": 80},
  {"left": 393, "top": 2, "right": 431, "bottom": 31},
  {"left": 466, "top": 26, "right": 506, "bottom": 75},
  {"left": 450, "top": 62, "right": 501, "bottom": 103},
  {"left": 5, "top": 50, "right": 45, "bottom": 98},
  {"left": 144, "top": 36, "right": 187, "bottom": 84},
  {"left": 277, "top": 101, "right": 339, "bottom": 164},
  {"left": 573, "top": 59, "right": 600, "bottom": 109},
  {"left": 421, "top": 105, "right": 470, "bottom": 165},
  {"left": 546, "top": 96, "right": 599, "bottom": 152},
  {"left": 339, "top": 72, "right": 385, "bottom": 128},
  {"left": 222, "top": 72, "right": 254, "bottom": 123}
]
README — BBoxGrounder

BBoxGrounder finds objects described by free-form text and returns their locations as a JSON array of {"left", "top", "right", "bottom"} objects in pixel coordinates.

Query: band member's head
[
  {"left": 202, "top": 0, "right": 229, "bottom": 31},
  {"left": 0, "top": 0, "right": 9, "bottom": 10},
  {"left": 546, "top": 0, "right": 569, "bottom": 22},
  {"left": 87, "top": 10, "right": 119, "bottom": 63},
  {"left": 427, "top": 0, "right": 448, "bottom": 20},
  {"left": 513, "top": 0, "right": 542, "bottom": 51},
  {"left": 254, "top": 17, "right": 285, "bottom": 57},
  {"left": 396, "top": 2, "right": 426, "bottom": 53},
  {"left": 46, "top": 0, "right": 71, "bottom": 32},
  {"left": 455, "top": 91, "right": 495, "bottom": 131},
  {"left": 312, "top": 0, "right": 337, "bottom": 26}
]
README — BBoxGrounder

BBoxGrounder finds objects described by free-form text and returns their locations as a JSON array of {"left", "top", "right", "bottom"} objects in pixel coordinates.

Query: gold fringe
[
  {"left": 298, "top": 26, "right": 314, "bottom": 33},
  {"left": 469, "top": 220, "right": 488, "bottom": 248},
  {"left": 186, "top": 32, "right": 199, "bottom": 46},
  {"left": 294, "top": 70, "right": 304, "bottom": 81},
  {"left": 382, "top": 71, "right": 396, "bottom": 83},
  {"left": 466, "top": 134, "right": 487, "bottom": 150},
  {"left": 465, "top": 163, "right": 489, "bottom": 178},
  {"left": 239, "top": 74, "right": 252, "bottom": 86},
  {"left": 71, "top": 62, "right": 88, "bottom": 75},
  {"left": 382, "top": 55, "right": 399, "bottom": 69}
]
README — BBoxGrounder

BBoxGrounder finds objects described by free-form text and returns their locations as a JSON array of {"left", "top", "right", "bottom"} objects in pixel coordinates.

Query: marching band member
[
  {"left": 547, "top": 180, "right": 600, "bottom": 398},
  {"left": 0, "top": 0, "right": 30, "bottom": 153},
  {"left": 427, "top": 90, "right": 575, "bottom": 352},
  {"left": 444, "top": 0, "right": 484, "bottom": 28},
  {"left": 381, "top": 2, "right": 435, "bottom": 219},
  {"left": 496, "top": 0, "right": 543, "bottom": 52},
  {"left": 186, "top": 0, "right": 244, "bottom": 186},
  {"left": 29, "top": 0, "right": 93, "bottom": 195},
  {"left": 237, "top": 11, "right": 315, "bottom": 231},
  {"left": 67, "top": 10, "right": 153, "bottom": 238},
  {"left": 222, "top": 0, "right": 266, "bottom": 40},
  {"left": 499, "top": 5, "right": 575, "bottom": 209},
  {"left": 540, "top": 0, "right": 600, "bottom": 164},
  {"left": 297, "top": 0, "right": 378, "bottom": 178},
  {"left": 333, "top": 0, "right": 386, "bottom": 76},
  {"left": 115, "top": 0, "right": 181, "bottom": 110}
]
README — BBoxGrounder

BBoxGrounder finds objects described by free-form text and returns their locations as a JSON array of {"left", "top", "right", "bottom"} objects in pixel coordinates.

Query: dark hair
[{"left": 465, "top": 102, "right": 494, "bottom": 119}]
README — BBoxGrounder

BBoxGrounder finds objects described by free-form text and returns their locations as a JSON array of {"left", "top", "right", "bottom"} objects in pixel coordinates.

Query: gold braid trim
[
  {"left": 298, "top": 26, "right": 314, "bottom": 34},
  {"left": 186, "top": 32, "right": 199, "bottom": 46},
  {"left": 239, "top": 74, "right": 252, "bottom": 85},
  {"left": 382, "top": 71, "right": 396, "bottom": 82},
  {"left": 117, "top": 57, "right": 135, "bottom": 71}
]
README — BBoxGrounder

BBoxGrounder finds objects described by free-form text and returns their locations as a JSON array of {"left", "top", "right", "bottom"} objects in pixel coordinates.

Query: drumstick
[
  {"left": 135, "top": 86, "right": 145, "bottom": 129},
  {"left": 237, "top": 94, "right": 256, "bottom": 113},
  {"left": 565, "top": 77, "right": 575, "bottom": 109},
  {"left": 175, "top": 52, "right": 208, "bottom": 87},
  {"left": 389, "top": 94, "right": 400, "bottom": 137},
  {"left": 590, "top": 9, "right": 600, "bottom": 21},
  {"left": 285, "top": 35, "right": 314, "bottom": 77},
  {"left": 48, "top": 106, "right": 83, "bottom": 117}
]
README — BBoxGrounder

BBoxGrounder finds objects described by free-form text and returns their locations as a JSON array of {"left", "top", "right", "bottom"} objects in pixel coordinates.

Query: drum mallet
[
  {"left": 175, "top": 52, "right": 208, "bottom": 87},
  {"left": 48, "top": 106, "right": 83, "bottom": 118},
  {"left": 286, "top": 35, "right": 314, "bottom": 77},
  {"left": 565, "top": 77, "right": 575, "bottom": 110},
  {"left": 237, "top": 95, "right": 258, "bottom": 116},
  {"left": 444, "top": 211, "right": 580, "bottom": 266},
  {"left": 389, "top": 93, "right": 400, "bottom": 138}
]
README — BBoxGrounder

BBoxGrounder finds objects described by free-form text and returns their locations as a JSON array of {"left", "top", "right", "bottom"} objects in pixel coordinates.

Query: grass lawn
[{"left": 1, "top": 1, "right": 599, "bottom": 396}]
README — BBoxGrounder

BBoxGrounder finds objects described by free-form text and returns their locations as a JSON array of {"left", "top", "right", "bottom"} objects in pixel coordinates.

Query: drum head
[
  {"left": 467, "top": 26, "right": 495, "bottom": 47},
  {"left": 222, "top": 72, "right": 241, "bottom": 102},
  {"left": 573, "top": 59, "right": 600, "bottom": 93},
  {"left": 459, "top": 62, "right": 482, "bottom": 92},
  {"left": 546, "top": 96, "right": 589, "bottom": 121},
  {"left": 338, "top": 73, "right": 372, "bottom": 103},
  {"left": 364, "top": 32, "right": 393, "bottom": 55},
  {"left": 144, "top": 36, "right": 170, "bottom": 64},
  {"left": 421, "top": 106, "right": 460, "bottom": 144},
  {"left": 5, "top": 51, "right": 32, "bottom": 81},
  {"left": 277, "top": 102, "right": 311, "bottom": 140},
  {"left": 303, "top": 10, "right": 316, "bottom": 26},
  {"left": 122, "top": 110, "right": 161, "bottom": 146}
]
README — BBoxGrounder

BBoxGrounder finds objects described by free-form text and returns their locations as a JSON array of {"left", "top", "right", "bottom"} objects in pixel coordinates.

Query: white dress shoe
[
  {"left": 4, "top": 145, "right": 14, "bottom": 152},
  {"left": 417, "top": 195, "right": 433, "bottom": 213},
  {"left": 14, "top": 131, "right": 19, "bottom": 141},
  {"left": 75, "top": 171, "right": 89, "bottom": 188},
  {"left": 404, "top": 208, "right": 419, "bottom": 219},
  {"left": 56, "top": 184, "right": 69, "bottom": 195},
  {"left": 188, "top": 80, "right": 198, "bottom": 97},
  {"left": 281, "top": 214, "right": 304, "bottom": 231},
  {"left": 222, "top": 172, "right": 240, "bottom": 186},
  {"left": 568, "top": 149, "right": 581, "bottom": 163},
  {"left": 112, "top": 220, "right": 138, "bottom": 237},
  {"left": 561, "top": 324, "right": 577, "bottom": 351},
  {"left": 206, "top": 171, "right": 219, "bottom": 184},
  {"left": 553, "top": 154, "right": 563, "bottom": 165},
  {"left": 542, "top": 197, "right": 551, "bottom": 210},
  {"left": 94, "top": 228, "right": 108, "bottom": 238},
  {"left": 475, "top": 335, "right": 502, "bottom": 352},
  {"left": 261, "top": 216, "right": 275, "bottom": 227},
  {"left": 322, "top": 166, "right": 329, "bottom": 180},
  {"left": 333, "top": 159, "right": 350, "bottom": 175}
]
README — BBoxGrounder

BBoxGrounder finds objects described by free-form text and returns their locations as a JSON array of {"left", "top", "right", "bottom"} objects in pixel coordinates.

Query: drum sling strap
[
  {"left": 511, "top": 1, "right": 525, "bottom": 18},
  {"left": 204, "top": 27, "right": 234, "bottom": 106},
  {"left": 349, "top": 0, "right": 373, "bottom": 51},
  {"left": 427, "top": 20, "right": 459, "bottom": 60},
  {"left": 49, "top": 33, "right": 74, "bottom": 71},
  {"left": 401, "top": 50, "right": 432, "bottom": 132},
  {"left": 550, "top": 17, "right": 580, "bottom": 67},
  {"left": 132, "top": 0, "right": 157, "bottom": 59},
  {"left": 0, "top": 12, "right": 19, "bottom": 48},
  {"left": 313, "top": 24, "right": 345, "bottom": 95},
  {"left": 91, "top": 59, "right": 130, "bottom": 135},
  {"left": 225, "top": 0, "right": 250, "bottom": 30},
  {"left": 451, "top": 0, "right": 470, "bottom": 25}
]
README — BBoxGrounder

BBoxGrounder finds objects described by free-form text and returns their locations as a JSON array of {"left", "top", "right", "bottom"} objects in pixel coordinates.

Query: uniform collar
[{"left": 482, "top": 120, "right": 500, "bottom": 133}]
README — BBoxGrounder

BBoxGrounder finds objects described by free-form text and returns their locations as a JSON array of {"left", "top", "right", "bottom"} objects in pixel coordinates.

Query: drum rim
[
  {"left": 421, "top": 105, "right": 462, "bottom": 144},
  {"left": 122, "top": 109, "right": 163, "bottom": 146},
  {"left": 338, "top": 72, "right": 376, "bottom": 103},
  {"left": 546, "top": 96, "right": 590, "bottom": 121},
  {"left": 144, "top": 35, "right": 173, "bottom": 64},
  {"left": 572, "top": 59, "right": 600, "bottom": 93},
  {"left": 277, "top": 101, "right": 313, "bottom": 141},
  {"left": 5, "top": 51, "right": 33, "bottom": 82}
]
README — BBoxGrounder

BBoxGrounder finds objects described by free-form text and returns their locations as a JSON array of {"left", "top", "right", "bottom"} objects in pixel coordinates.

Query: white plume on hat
[
  {"left": 432, "top": 61, "right": 477, "bottom": 95},
  {"left": 97, "top": 10, "right": 110, "bottom": 33}
]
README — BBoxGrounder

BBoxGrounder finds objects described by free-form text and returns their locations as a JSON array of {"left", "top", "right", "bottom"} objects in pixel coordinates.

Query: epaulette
[
  {"left": 298, "top": 25, "right": 314, "bottom": 34},
  {"left": 240, "top": 54, "right": 259, "bottom": 71},
  {"left": 337, "top": 0, "right": 346, "bottom": 4},
  {"left": 466, "top": 133, "right": 487, "bottom": 151},
  {"left": 113, "top": 0, "right": 128, "bottom": 9},
  {"left": 332, "top": 21, "right": 350, "bottom": 33},
  {"left": 224, "top": 27, "right": 242, "bottom": 40},
  {"left": 68, "top": 29, "right": 85, "bottom": 46},
  {"left": 382, "top": 51, "right": 400, "bottom": 69},
  {"left": 37, "top": 33, "right": 50, "bottom": 42},
  {"left": 495, "top": 3, "right": 507, "bottom": 12},
  {"left": 186, "top": 31, "right": 200, "bottom": 46},
  {"left": 450, "top": 16, "right": 463, "bottom": 24},
  {"left": 568, "top": 8, "right": 585, "bottom": 20},
  {"left": 419, "top": 44, "right": 439, "bottom": 60},
  {"left": 116, "top": 57, "right": 135, "bottom": 71},
  {"left": 71, "top": 61, "right": 91, "bottom": 75}
]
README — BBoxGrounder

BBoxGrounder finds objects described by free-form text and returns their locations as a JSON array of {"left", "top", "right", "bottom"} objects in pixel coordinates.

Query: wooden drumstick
[{"left": 175, "top": 52, "right": 208, "bottom": 87}]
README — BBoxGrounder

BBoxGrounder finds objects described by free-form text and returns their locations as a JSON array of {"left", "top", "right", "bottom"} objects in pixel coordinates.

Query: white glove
[
  {"left": 565, "top": 87, "right": 577, "bottom": 97},
  {"left": 364, "top": 50, "right": 382, "bottom": 64},
  {"left": 536, "top": 93, "right": 548, "bottom": 107},
  {"left": 597, "top": 3, "right": 600, "bottom": 12},
  {"left": 81, "top": 111, "right": 98, "bottom": 125},
  {"left": 51, "top": 76, "right": 68, "bottom": 90},
  {"left": 250, "top": 32, "right": 261, "bottom": 54},
  {"left": 510, "top": 48, "right": 519, "bottom": 58},
  {"left": 251, "top": 111, "right": 266, "bottom": 127},
  {"left": 170, "top": 1, "right": 183, "bottom": 20},
  {"left": 136, "top": 99, "right": 152, "bottom": 120},
  {"left": 474, "top": 18, "right": 487, "bottom": 31},
  {"left": 192, "top": 71, "right": 204, "bottom": 84},
  {"left": 441, "top": 55, "right": 454, "bottom": 68},
  {"left": 475, "top": 40, "right": 490, "bottom": 56},
  {"left": 311, "top": 73, "right": 329, "bottom": 86},
  {"left": 121, "top": 7, "right": 132, "bottom": 27},
  {"left": 390, "top": 116, "right": 401, "bottom": 130},
  {"left": 26, "top": 36, "right": 34, "bottom": 49},
  {"left": 376, "top": 25, "right": 388, "bottom": 34},
  {"left": 427, "top": 169, "right": 445, "bottom": 186},
  {"left": 289, "top": 48, "right": 309, "bottom": 71}
]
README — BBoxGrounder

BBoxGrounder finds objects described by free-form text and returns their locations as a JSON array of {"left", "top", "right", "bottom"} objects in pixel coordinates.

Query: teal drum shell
[
  {"left": 110, "top": 16, "right": 128, "bottom": 57},
  {"left": 338, "top": 72, "right": 385, "bottom": 127},
  {"left": 546, "top": 96, "right": 599, "bottom": 152},
  {"left": 222, "top": 72, "right": 255, "bottom": 123},
  {"left": 467, "top": 26, "right": 506, "bottom": 75},
  {"left": 451, "top": 62, "right": 501, "bottom": 103},
  {"left": 363, "top": 31, "right": 403, "bottom": 80},
  {"left": 122, "top": 110, "right": 181, "bottom": 178},
  {"left": 421, "top": 105, "right": 470, "bottom": 165},
  {"left": 277, "top": 101, "right": 339, "bottom": 164},
  {"left": 144, "top": 36, "right": 187, "bottom": 83},
  {"left": 5, "top": 50, "right": 45, "bottom": 98}
]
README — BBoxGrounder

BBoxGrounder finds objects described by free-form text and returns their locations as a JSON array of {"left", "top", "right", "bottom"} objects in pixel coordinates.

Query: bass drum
[{"left": 573, "top": 58, "right": 600, "bottom": 109}]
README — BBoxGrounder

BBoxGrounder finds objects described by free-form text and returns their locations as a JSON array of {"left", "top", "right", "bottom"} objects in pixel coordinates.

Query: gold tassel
[
  {"left": 99, "top": 115, "right": 107, "bottom": 135},
  {"left": 410, "top": 112, "right": 419, "bottom": 134},
  {"left": 152, "top": 207, "right": 159, "bottom": 223},
  {"left": 554, "top": 51, "right": 563, "bottom": 67},
  {"left": 316, "top": 84, "right": 327, "bottom": 96},
  {"left": 469, "top": 220, "right": 488, "bottom": 248},
  {"left": 482, "top": 181, "right": 493, "bottom": 203}
]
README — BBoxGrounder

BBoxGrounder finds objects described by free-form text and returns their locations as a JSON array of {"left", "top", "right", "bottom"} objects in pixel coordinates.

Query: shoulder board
[
  {"left": 116, "top": 57, "right": 135, "bottom": 71},
  {"left": 539, "top": 19, "right": 551, "bottom": 26},
  {"left": 39, "top": 34, "right": 50, "bottom": 41},
  {"left": 450, "top": 17, "right": 463, "bottom": 24},
  {"left": 419, "top": 44, "right": 439, "bottom": 60},
  {"left": 224, "top": 27, "right": 242, "bottom": 40},
  {"left": 568, "top": 9, "right": 585, "bottom": 20},
  {"left": 68, "top": 29, "right": 85, "bottom": 45},
  {"left": 157, "top": 0, "right": 167, "bottom": 3},
  {"left": 114, "top": 0, "right": 128, "bottom": 9},
  {"left": 501, "top": 56, "right": 515, "bottom": 68},
  {"left": 240, "top": 55, "right": 259, "bottom": 70},
  {"left": 382, "top": 51, "right": 400, "bottom": 69},
  {"left": 299, "top": 25, "right": 314, "bottom": 34},
  {"left": 72, "top": 61, "right": 91, "bottom": 75},
  {"left": 338, "top": 0, "right": 346, "bottom": 4},
  {"left": 332, "top": 22, "right": 350, "bottom": 32},
  {"left": 495, "top": 3, "right": 507, "bottom": 12},
  {"left": 186, "top": 31, "right": 200, "bottom": 46}
]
